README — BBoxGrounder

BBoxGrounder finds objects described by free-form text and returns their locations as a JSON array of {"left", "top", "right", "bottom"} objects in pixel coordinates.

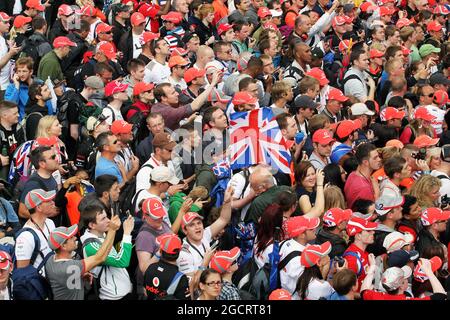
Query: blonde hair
[
  {"left": 36, "top": 115, "right": 59, "bottom": 138},
  {"left": 324, "top": 185, "right": 347, "bottom": 212},
  {"left": 408, "top": 175, "right": 442, "bottom": 208},
  {"left": 378, "top": 146, "right": 400, "bottom": 165},
  {"left": 426, "top": 147, "right": 441, "bottom": 166},
  {"left": 199, "top": 4, "right": 214, "bottom": 20}
]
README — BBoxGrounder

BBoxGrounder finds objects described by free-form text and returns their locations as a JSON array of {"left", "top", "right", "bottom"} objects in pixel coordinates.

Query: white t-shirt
[
  {"left": 102, "top": 105, "right": 124, "bottom": 125},
  {"left": 253, "top": 241, "right": 273, "bottom": 269},
  {"left": 87, "top": 19, "right": 102, "bottom": 43},
  {"left": 279, "top": 239, "right": 305, "bottom": 294},
  {"left": 144, "top": 60, "right": 170, "bottom": 84},
  {"left": 133, "top": 190, "right": 171, "bottom": 228},
  {"left": 177, "top": 227, "right": 212, "bottom": 274},
  {"left": 304, "top": 278, "right": 335, "bottom": 300},
  {"left": 13, "top": 0, "right": 23, "bottom": 15},
  {"left": 132, "top": 33, "right": 143, "bottom": 59},
  {"left": 0, "top": 36, "right": 11, "bottom": 90},
  {"left": 168, "top": 76, "right": 187, "bottom": 91},
  {"left": 136, "top": 155, "right": 177, "bottom": 191},
  {"left": 0, "top": 287, "right": 10, "bottom": 300},
  {"left": 15, "top": 218, "right": 56, "bottom": 276}
]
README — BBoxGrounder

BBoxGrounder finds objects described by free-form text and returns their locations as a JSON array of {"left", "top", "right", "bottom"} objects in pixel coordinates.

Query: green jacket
[
  {"left": 195, "top": 164, "right": 217, "bottom": 193},
  {"left": 37, "top": 50, "right": 64, "bottom": 82},
  {"left": 245, "top": 185, "right": 293, "bottom": 223},
  {"left": 168, "top": 192, "right": 202, "bottom": 224}
]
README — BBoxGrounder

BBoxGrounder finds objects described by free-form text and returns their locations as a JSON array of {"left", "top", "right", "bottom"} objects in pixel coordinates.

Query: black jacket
[
  {"left": 316, "top": 228, "right": 348, "bottom": 259},
  {"left": 48, "top": 19, "right": 69, "bottom": 44},
  {"left": 193, "top": 21, "right": 218, "bottom": 45},
  {"left": 63, "top": 32, "right": 90, "bottom": 86},
  {"left": 112, "top": 19, "right": 130, "bottom": 48},
  {"left": 118, "top": 30, "right": 134, "bottom": 70},
  {"left": 24, "top": 102, "right": 48, "bottom": 140},
  {"left": 416, "top": 228, "right": 444, "bottom": 256},
  {"left": 0, "top": 0, "right": 26, "bottom": 15}
]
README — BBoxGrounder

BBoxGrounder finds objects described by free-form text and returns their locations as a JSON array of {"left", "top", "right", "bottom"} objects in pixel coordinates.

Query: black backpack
[
  {"left": 154, "top": 272, "right": 184, "bottom": 300},
  {"left": 118, "top": 164, "right": 153, "bottom": 217},
  {"left": 20, "top": 37, "right": 47, "bottom": 74},
  {"left": 57, "top": 90, "right": 79, "bottom": 132},
  {"left": 120, "top": 104, "right": 147, "bottom": 150}
]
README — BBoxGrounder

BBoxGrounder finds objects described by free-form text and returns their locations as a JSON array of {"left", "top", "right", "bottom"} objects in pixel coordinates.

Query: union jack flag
[
  {"left": 211, "top": 157, "right": 231, "bottom": 179},
  {"left": 229, "top": 107, "right": 291, "bottom": 173}
]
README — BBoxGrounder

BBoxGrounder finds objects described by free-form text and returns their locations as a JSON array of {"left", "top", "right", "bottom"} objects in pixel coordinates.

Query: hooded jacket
[{"left": 316, "top": 228, "right": 348, "bottom": 259}]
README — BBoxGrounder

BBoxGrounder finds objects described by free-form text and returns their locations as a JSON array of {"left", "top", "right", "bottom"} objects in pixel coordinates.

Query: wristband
[{"left": 198, "top": 266, "right": 207, "bottom": 271}]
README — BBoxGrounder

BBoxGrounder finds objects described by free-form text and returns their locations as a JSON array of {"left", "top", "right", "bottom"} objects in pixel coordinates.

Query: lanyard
[
  {"left": 30, "top": 218, "right": 48, "bottom": 242},
  {"left": 186, "top": 238, "right": 206, "bottom": 260}
]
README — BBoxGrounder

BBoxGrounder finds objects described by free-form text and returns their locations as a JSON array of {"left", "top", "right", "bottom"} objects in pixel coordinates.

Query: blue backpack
[{"left": 11, "top": 228, "right": 54, "bottom": 300}]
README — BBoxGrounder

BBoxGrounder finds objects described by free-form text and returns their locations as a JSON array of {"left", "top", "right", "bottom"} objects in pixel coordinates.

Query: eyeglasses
[
  {"left": 101, "top": 31, "right": 112, "bottom": 35},
  {"left": 48, "top": 154, "right": 57, "bottom": 160},
  {"left": 205, "top": 281, "right": 223, "bottom": 287},
  {"left": 422, "top": 93, "right": 434, "bottom": 98}
]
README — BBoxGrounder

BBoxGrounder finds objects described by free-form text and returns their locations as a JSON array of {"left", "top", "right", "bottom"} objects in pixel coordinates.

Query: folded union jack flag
[{"left": 229, "top": 107, "right": 291, "bottom": 173}]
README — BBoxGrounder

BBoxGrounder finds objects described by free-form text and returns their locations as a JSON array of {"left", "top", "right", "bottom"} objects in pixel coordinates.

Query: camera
[
  {"left": 441, "top": 194, "right": 450, "bottom": 209},
  {"left": 412, "top": 148, "right": 427, "bottom": 160},
  {"left": 334, "top": 256, "right": 345, "bottom": 268}
]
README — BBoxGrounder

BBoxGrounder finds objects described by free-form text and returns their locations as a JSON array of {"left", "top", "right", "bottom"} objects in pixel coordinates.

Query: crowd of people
[{"left": 0, "top": 0, "right": 449, "bottom": 302}]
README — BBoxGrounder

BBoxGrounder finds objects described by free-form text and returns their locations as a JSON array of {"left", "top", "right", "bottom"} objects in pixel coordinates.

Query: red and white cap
[
  {"left": 427, "top": 21, "right": 442, "bottom": 32},
  {"left": 413, "top": 106, "right": 435, "bottom": 121},
  {"left": 131, "top": 12, "right": 146, "bottom": 26},
  {"left": 26, "top": 0, "right": 45, "bottom": 11},
  {"left": 111, "top": 120, "right": 133, "bottom": 135},
  {"left": 369, "top": 49, "right": 384, "bottom": 59},
  {"left": 161, "top": 11, "right": 183, "bottom": 24},
  {"left": 335, "top": 119, "right": 362, "bottom": 139},
  {"left": 104, "top": 80, "right": 128, "bottom": 97},
  {"left": 360, "top": 2, "right": 378, "bottom": 12},
  {"left": 78, "top": 4, "right": 96, "bottom": 16},
  {"left": 312, "top": 129, "right": 335, "bottom": 145},
  {"left": 96, "top": 41, "right": 117, "bottom": 60},
  {"left": 263, "top": 22, "right": 278, "bottom": 31},
  {"left": 171, "top": 47, "right": 188, "bottom": 57},
  {"left": 96, "top": 23, "right": 113, "bottom": 34},
  {"left": 433, "top": 4, "right": 450, "bottom": 15},
  {"left": 327, "top": 88, "right": 348, "bottom": 102},
  {"left": 209, "top": 247, "right": 241, "bottom": 273},
  {"left": 232, "top": 91, "right": 258, "bottom": 105},
  {"left": 301, "top": 242, "right": 332, "bottom": 268},
  {"left": 24, "top": 189, "right": 56, "bottom": 210},
  {"left": 382, "top": 107, "right": 405, "bottom": 121},
  {"left": 133, "top": 82, "right": 155, "bottom": 96},
  {"left": 413, "top": 134, "right": 439, "bottom": 148},
  {"left": 420, "top": 207, "right": 450, "bottom": 226},
  {"left": 13, "top": 15, "right": 32, "bottom": 28},
  {"left": 142, "top": 198, "right": 166, "bottom": 220},
  {"left": 140, "top": 31, "right": 160, "bottom": 45},
  {"left": 268, "top": 289, "right": 292, "bottom": 300},
  {"left": 382, "top": 231, "right": 414, "bottom": 253},
  {"left": 257, "top": 7, "right": 272, "bottom": 18},
  {"left": 323, "top": 208, "right": 353, "bottom": 227},
  {"left": 53, "top": 36, "right": 76, "bottom": 48},
  {"left": 346, "top": 216, "right": 378, "bottom": 236},
  {"left": 156, "top": 234, "right": 182, "bottom": 254},
  {"left": 285, "top": 216, "right": 320, "bottom": 238},
  {"left": 434, "top": 90, "right": 449, "bottom": 106},
  {"left": 181, "top": 212, "right": 204, "bottom": 228},
  {"left": 184, "top": 68, "right": 206, "bottom": 83},
  {"left": 0, "top": 251, "right": 12, "bottom": 271},
  {"left": 332, "top": 16, "right": 347, "bottom": 27},
  {"left": 58, "top": 4, "right": 74, "bottom": 16},
  {"left": 306, "top": 67, "right": 329, "bottom": 86},
  {"left": 396, "top": 18, "right": 413, "bottom": 29},
  {"left": 217, "top": 23, "right": 233, "bottom": 35},
  {"left": 414, "top": 256, "right": 442, "bottom": 282},
  {"left": 379, "top": 6, "right": 395, "bottom": 15},
  {"left": 0, "top": 12, "right": 11, "bottom": 22}
]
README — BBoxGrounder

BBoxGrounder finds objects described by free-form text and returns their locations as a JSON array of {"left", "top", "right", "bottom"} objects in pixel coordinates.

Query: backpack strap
[
  {"left": 105, "top": 106, "right": 116, "bottom": 122},
  {"left": 131, "top": 189, "right": 145, "bottom": 215},
  {"left": 15, "top": 227, "right": 42, "bottom": 265},
  {"left": 37, "top": 251, "right": 55, "bottom": 272},
  {"left": 342, "top": 74, "right": 364, "bottom": 87},
  {"left": 166, "top": 271, "right": 184, "bottom": 296},
  {"left": 278, "top": 250, "right": 302, "bottom": 271},
  {"left": 342, "top": 251, "right": 363, "bottom": 277},
  {"left": 436, "top": 175, "right": 450, "bottom": 180}
]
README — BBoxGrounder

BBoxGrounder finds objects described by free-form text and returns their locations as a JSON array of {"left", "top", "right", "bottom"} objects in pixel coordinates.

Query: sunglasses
[
  {"left": 101, "top": 31, "right": 112, "bottom": 34},
  {"left": 165, "top": 148, "right": 173, "bottom": 152},
  {"left": 112, "top": 140, "right": 118, "bottom": 145},
  {"left": 422, "top": 93, "right": 434, "bottom": 98}
]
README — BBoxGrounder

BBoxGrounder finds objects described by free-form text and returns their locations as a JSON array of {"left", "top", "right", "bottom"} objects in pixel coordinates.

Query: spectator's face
[
  {"left": 283, "top": 116, "right": 297, "bottom": 140},
  {"left": 327, "top": 100, "right": 342, "bottom": 114},
  {"left": 267, "top": 42, "right": 279, "bottom": 58},
  {"left": 40, "top": 84, "right": 52, "bottom": 101},
  {"left": 187, "top": 37, "right": 200, "bottom": 52},
  {"left": 223, "top": 29, "right": 236, "bottom": 42},
  {"left": 163, "top": 85, "right": 179, "bottom": 105},
  {"left": 297, "top": 16, "right": 312, "bottom": 35},
  {"left": 305, "top": 227, "right": 317, "bottom": 241},
  {"left": 95, "top": 121, "right": 110, "bottom": 134},
  {"left": 0, "top": 19, "right": 10, "bottom": 34},
  {"left": 260, "top": 15, "right": 272, "bottom": 24},
  {"left": 373, "top": 28, "right": 385, "bottom": 42},
  {"left": 118, "top": 9, "right": 131, "bottom": 19},
  {"left": 176, "top": 0, "right": 189, "bottom": 14},
  {"left": 0, "top": 266, "right": 11, "bottom": 288},
  {"left": 131, "top": 65, "right": 145, "bottom": 82},
  {"left": 200, "top": 272, "right": 222, "bottom": 298},
  {"left": 16, "top": 65, "right": 32, "bottom": 82},
  {"left": 1, "top": 107, "right": 19, "bottom": 125},
  {"left": 185, "top": 219, "right": 204, "bottom": 242},
  {"left": 212, "top": 109, "right": 228, "bottom": 130},
  {"left": 105, "top": 135, "right": 121, "bottom": 154},
  {"left": 216, "top": 44, "right": 232, "bottom": 61},
  {"left": 92, "top": 210, "right": 111, "bottom": 233},
  {"left": 98, "top": 30, "right": 113, "bottom": 42},
  {"left": 41, "top": 149, "right": 59, "bottom": 171},
  {"left": 368, "top": 149, "right": 382, "bottom": 170},
  {"left": 157, "top": 39, "right": 171, "bottom": 56},
  {"left": 236, "top": 25, "right": 251, "bottom": 41},
  {"left": 400, "top": 162, "right": 412, "bottom": 179},
  {"left": 300, "top": 107, "right": 314, "bottom": 119},
  {"left": 109, "top": 182, "right": 120, "bottom": 202},
  {"left": 49, "top": 120, "right": 63, "bottom": 137},
  {"left": 316, "top": 142, "right": 332, "bottom": 157},
  {"left": 205, "top": 12, "right": 215, "bottom": 23},
  {"left": 407, "top": 202, "right": 421, "bottom": 220},
  {"left": 433, "top": 219, "right": 448, "bottom": 233},
  {"left": 355, "top": 53, "right": 370, "bottom": 71},
  {"left": 428, "top": 155, "right": 442, "bottom": 170},
  {"left": 428, "top": 186, "right": 441, "bottom": 203},
  {"left": 296, "top": 45, "right": 312, "bottom": 64},
  {"left": 62, "top": 236, "right": 78, "bottom": 252},
  {"left": 307, "top": 85, "right": 320, "bottom": 99},
  {"left": 245, "top": 83, "right": 259, "bottom": 98},
  {"left": 147, "top": 116, "right": 165, "bottom": 135},
  {"left": 238, "top": 0, "right": 251, "bottom": 11},
  {"left": 359, "top": 230, "right": 375, "bottom": 244},
  {"left": 252, "top": 0, "right": 265, "bottom": 8},
  {"left": 302, "top": 166, "right": 317, "bottom": 188},
  {"left": 309, "top": 11, "right": 319, "bottom": 24},
  {"left": 415, "top": 26, "right": 425, "bottom": 42},
  {"left": 389, "top": 207, "right": 403, "bottom": 222},
  {"left": 98, "top": 71, "right": 113, "bottom": 85},
  {"left": 114, "top": 90, "right": 129, "bottom": 102},
  {"left": 420, "top": 86, "right": 435, "bottom": 105}
]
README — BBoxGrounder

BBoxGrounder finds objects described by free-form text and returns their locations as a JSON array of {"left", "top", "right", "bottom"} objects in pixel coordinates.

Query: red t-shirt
[
  {"left": 362, "top": 290, "right": 431, "bottom": 300},
  {"left": 344, "top": 171, "right": 375, "bottom": 210},
  {"left": 343, "top": 244, "right": 369, "bottom": 291}
]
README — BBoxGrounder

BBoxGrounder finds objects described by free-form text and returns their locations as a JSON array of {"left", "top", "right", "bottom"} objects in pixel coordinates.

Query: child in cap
[
  {"left": 209, "top": 247, "right": 241, "bottom": 300},
  {"left": 295, "top": 241, "right": 335, "bottom": 300},
  {"left": 143, "top": 233, "right": 190, "bottom": 300},
  {"left": 317, "top": 208, "right": 352, "bottom": 258}
]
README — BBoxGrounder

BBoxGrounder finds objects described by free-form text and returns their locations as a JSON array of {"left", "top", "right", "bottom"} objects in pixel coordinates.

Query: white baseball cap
[{"left": 351, "top": 103, "right": 375, "bottom": 116}]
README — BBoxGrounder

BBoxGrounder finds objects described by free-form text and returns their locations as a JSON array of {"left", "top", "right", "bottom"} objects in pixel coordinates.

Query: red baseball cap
[
  {"left": 323, "top": 208, "right": 353, "bottom": 227},
  {"left": 96, "top": 41, "right": 117, "bottom": 60},
  {"left": 156, "top": 234, "right": 182, "bottom": 254},
  {"left": 420, "top": 208, "right": 450, "bottom": 226},
  {"left": 413, "top": 134, "right": 439, "bottom": 148},
  {"left": 433, "top": 4, "right": 450, "bottom": 15},
  {"left": 26, "top": 0, "right": 45, "bottom": 11},
  {"left": 344, "top": 15, "right": 354, "bottom": 24},
  {"left": 138, "top": 2, "right": 160, "bottom": 18},
  {"left": 312, "top": 129, "right": 335, "bottom": 145},
  {"left": 396, "top": 18, "right": 412, "bottom": 29},
  {"left": 142, "top": 197, "right": 166, "bottom": 220},
  {"left": 434, "top": 90, "right": 449, "bottom": 106},
  {"left": 0, "top": 12, "right": 11, "bottom": 22},
  {"left": 217, "top": 23, "right": 233, "bottom": 35},
  {"left": 96, "top": 23, "right": 112, "bottom": 34},
  {"left": 257, "top": 7, "right": 272, "bottom": 18},
  {"left": 306, "top": 68, "right": 329, "bottom": 86},
  {"left": 58, "top": 4, "right": 74, "bottom": 16},
  {"left": 335, "top": 119, "right": 362, "bottom": 139},
  {"left": 184, "top": 68, "right": 206, "bottom": 83},
  {"left": 133, "top": 82, "right": 155, "bottom": 96},
  {"left": 268, "top": 289, "right": 292, "bottom": 300},
  {"left": 301, "top": 242, "right": 332, "bottom": 268},
  {"left": 285, "top": 216, "right": 320, "bottom": 238},
  {"left": 13, "top": 15, "right": 32, "bottom": 28},
  {"left": 413, "top": 107, "right": 435, "bottom": 121},
  {"left": 232, "top": 92, "right": 258, "bottom": 105},
  {"left": 78, "top": 4, "right": 96, "bottom": 16},
  {"left": 168, "top": 55, "right": 190, "bottom": 68},
  {"left": 427, "top": 21, "right": 442, "bottom": 32},
  {"left": 161, "top": 11, "right": 183, "bottom": 24},
  {"left": 140, "top": 31, "right": 160, "bottom": 44},
  {"left": 327, "top": 88, "right": 348, "bottom": 102},
  {"left": 346, "top": 216, "right": 378, "bottom": 236},
  {"left": 360, "top": 2, "right": 378, "bottom": 12},
  {"left": 0, "top": 251, "right": 12, "bottom": 271},
  {"left": 383, "top": 107, "right": 405, "bottom": 120},
  {"left": 53, "top": 36, "right": 76, "bottom": 48},
  {"left": 414, "top": 256, "right": 443, "bottom": 282},
  {"left": 131, "top": 12, "right": 146, "bottom": 26},
  {"left": 263, "top": 21, "right": 278, "bottom": 31},
  {"left": 171, "top": 47, "right": 188, "bottom": 57},
  {"left": 369, "top": 49, "right": 384, "bottom": 59},
  {"left": 379, "top": 6, "right": 395, "bottom": 15},
  {"left": 209, "top": 247, "right": 241, "bottom": 273},
  {"left": 181, "top": 212, "right": 204, "bottom": 228},
  {"left": 111, "top": 120, "right": 133, "bottom": 135},
  {"left": 104, "top": 80, "right": 128, "bottom": 97},
  {"left": 401, "top": 46, "right": 411, "bottom": 56},
  {"left": 332, "top": 16, "right": 346, "bottom": 27}
]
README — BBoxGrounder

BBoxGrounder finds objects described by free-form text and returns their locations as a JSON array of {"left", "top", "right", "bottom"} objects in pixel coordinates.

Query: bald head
[
  {"left": 249, "top": 166, "right": 274, "bottom": 195},
  {"left": 196, "top": 45, "right": 215, "bottom": 67}
]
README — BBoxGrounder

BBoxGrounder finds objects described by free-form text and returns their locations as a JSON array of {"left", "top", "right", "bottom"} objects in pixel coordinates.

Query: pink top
[{"left": 344, "top": 171, "right": 375, "bottom": 210}]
